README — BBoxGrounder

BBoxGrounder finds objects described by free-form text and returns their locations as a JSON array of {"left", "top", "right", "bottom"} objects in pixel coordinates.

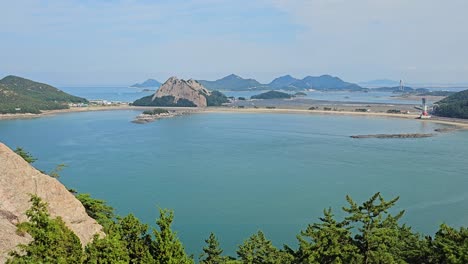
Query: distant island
[
  {"left": 198, "top": 74, "right": 267, "bottom": 91},
  {"left": 197, "top": 74, "right": 365, "bottom": 91},
  {"left": 251, "top": 90, "right": 293, "bottom": 99},
  {"left": 0, "top": 75, "right": 88, "bottom": 114},
  {"left": 133, "top": 77, "right": 229, "bottom": 107},
  {"left": 131, "top": 79, "right": 161, "bottom": 88},
  {"left": 433, "top": 89, "right": 468, "bottom": 118},
  {"left": 372, "top": 86, "right": 429, "bottom": 93}
]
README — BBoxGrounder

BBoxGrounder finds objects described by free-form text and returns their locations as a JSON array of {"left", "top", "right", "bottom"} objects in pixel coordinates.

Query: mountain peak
[{"left": 221, "top": 74, "right": 242, "bottom": 80}]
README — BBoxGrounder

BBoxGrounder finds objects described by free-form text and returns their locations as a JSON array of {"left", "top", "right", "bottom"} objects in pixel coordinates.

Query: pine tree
[
  {"left": 152, "top": 209, "right": 193, "bottom": 264},
  {"left": 237, "top": 231, "right": 291, "bottom": 264},
  {"left": 342, "top": 192, "right": 406, "bottom": 264},
  {"left": 430, "top": 224, "right": 468, "bottom": 263},
  {"left": 118, "top": 214, "right": 155, "bottom": 264},
  {"left": 7, "top": 195, "right": 83, "bottom": 264},
  {"left": 297, "top": 207, "right": 361, "bottom": 263},
  {"left": 200, "top": 233, "right": 225, "bottom": 264},
  {"left": 84, "top": 231, "right": 130, "bottom": 264}
]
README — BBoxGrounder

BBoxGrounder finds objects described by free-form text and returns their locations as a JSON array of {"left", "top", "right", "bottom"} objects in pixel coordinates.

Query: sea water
[{"left": 1, "top": 111, "right": 467, "bottom": 256}]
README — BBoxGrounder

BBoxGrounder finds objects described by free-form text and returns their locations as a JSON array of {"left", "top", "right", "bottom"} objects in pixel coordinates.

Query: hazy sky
[{"left": 1, "top": 0, "right": 468, "bottom": 86}]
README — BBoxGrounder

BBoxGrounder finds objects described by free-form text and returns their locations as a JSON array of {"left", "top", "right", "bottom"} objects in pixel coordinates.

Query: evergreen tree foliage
[
  {"left": 7, "top": 195, "right": 83, "bottom": 264},
  {"left": 6, "top": 191, "right": 468, "bottom": 264},
  {"left": 75, "top": 193, "right": 115, "bottom": 230},
  {"left": 152, "top": 209, "right": 193, "bottom": 264},
  {"left": 296, "top": 208, "right": 361, "bottom": 264},
  {"left": 84, "top": 230, "right": 130, "bottom": 264},
  {"left": 14, "top": 147, "right": 37, "bottom": 164},
  {"left": 430, "top": 224, "right": 468, "bottom": 263},
  {"left": 342, "top": 192, "right": 408, "bottom": 263},
  {"left": 118, "top": 214, "right": 155, "bottom": 264},
  {"left": 237, "top": 231, "right": 292, "bottom": 264},
  {"left": 200, "top": 232, "right": 226, "bottom": 264}
]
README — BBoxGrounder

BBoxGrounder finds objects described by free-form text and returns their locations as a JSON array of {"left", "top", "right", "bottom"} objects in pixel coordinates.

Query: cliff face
[
  {"left": 0, "top": 143, "right": 102, "bottom": 263},
  {"left": 153, "top": 77, "right": 211, "bottom": 107}
]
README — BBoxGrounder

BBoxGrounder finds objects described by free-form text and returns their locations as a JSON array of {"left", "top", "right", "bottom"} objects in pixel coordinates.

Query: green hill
[
  {"left": 198, "top": 74, "right": 267, "bottom": 91},
  {"left": 0, "top": 75, "right": 88, "bottom": 114},
  {"left": 251, "top": 90, "right": 293, "bottom": 99},
  {"left": 434, "top": 89, "right": 468, "bottom": 118}
]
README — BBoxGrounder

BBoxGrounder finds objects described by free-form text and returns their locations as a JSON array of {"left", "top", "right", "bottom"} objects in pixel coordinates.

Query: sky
[{"left": 1, "top": 0, "right": 468, "bottom": 86}]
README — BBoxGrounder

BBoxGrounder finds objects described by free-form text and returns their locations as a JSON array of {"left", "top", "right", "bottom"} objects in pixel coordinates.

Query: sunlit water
[
  {"left": 1, "top": 111, "right": 467, "bottom": 256},
  {"left": 60, "top": 86, "right": 428, "bottom": 105}
]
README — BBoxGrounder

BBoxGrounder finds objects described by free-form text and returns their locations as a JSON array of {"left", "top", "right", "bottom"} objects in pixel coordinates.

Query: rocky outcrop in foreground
[
  {"left": 0, "top": 143, "right": 102, "bottom": 263},
  {"left": 152, "top": 77, "right": 212, "bottom": 107}
]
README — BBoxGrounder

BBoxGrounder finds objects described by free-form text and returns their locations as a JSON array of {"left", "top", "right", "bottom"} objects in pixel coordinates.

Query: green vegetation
[
  {"left": 8, "top": 191, "right": 468, "bottom": 264},
  {"left": 434, "top": 89, "right": 468, "bottom": 118},
  {"left": 354, "top": 108, "right": 369, "bottom": 112},
  {"left": 7, "top": 195, "right": 83, "bottom": 264},
  {"left": 14, "top": 147, "right": 37, "bottom": 164},
  {"left": 417, "top": 91, "right": 456, "bottom": 96},
  {"left": 133, "top": 95, "right": 197, "bottom": 107},
  {"left": 75, "top": 193, "right": 115, "bottom": 230},
  {"left": 205, "top": 90, "right": 229, "bottom": 106},
  {"left": 387, "top": 109, "right": 402, "bottom": 114},
  {"left": 251, "top": 91, "right": 293, "bottom": 100},
  {"left": 198, "top": 74, "right": 264, "bottom": 91},
  {"left": 0, "top": 75, "right": 88, "bottom": 114},
  {"left": 143, "top": 108, "right": 170, "bottom": 115}
]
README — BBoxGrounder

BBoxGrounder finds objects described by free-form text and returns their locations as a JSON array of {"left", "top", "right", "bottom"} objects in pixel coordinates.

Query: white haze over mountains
[{"left": 1, "top": 0, "right": 467, "bottom": 86}]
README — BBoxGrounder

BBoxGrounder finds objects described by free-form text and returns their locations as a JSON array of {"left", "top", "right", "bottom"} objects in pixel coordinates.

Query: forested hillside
[
  {"left": 0, "top": 75, "right": 87, "bottom": 114},
  {"left": 434, "top": 89, "right": 468, "bottom": 118}
]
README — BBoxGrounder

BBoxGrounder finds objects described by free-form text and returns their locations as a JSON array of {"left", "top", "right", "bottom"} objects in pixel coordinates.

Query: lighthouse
[{"left": 419, "top": 98, "right": 431, "bottom": 119}]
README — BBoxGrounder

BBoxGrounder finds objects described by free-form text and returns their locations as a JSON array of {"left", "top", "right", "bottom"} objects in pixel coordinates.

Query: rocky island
[
  {"left": 132, "top": 108, "right": 192, "bottom": 124},
  {"left": 133, "top": 77, "right": 229, "bottom": 107}
]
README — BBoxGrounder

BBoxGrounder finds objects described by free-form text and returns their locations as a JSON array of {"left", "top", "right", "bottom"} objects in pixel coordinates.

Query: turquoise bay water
[
  {"left": 1, "top": 111, "right": 467, "bottom": 256},
  {"left": 60, "top": 86, "right": 423, "bottom": 105}
]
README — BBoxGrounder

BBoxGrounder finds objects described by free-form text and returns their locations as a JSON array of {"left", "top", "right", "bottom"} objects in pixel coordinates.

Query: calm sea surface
[
  {"left": 1, "top": 111, "right": 467, "bottom": 256},
  {"left": 60, "top": 86, "right": 426, "bottom": 104}
]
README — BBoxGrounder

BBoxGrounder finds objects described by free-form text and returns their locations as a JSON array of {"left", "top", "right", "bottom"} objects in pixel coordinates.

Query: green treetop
[{"left": 152, "top": 209, "right": 193, "bottom": 264}]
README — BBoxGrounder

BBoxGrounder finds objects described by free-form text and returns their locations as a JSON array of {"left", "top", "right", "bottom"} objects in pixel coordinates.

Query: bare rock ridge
[
  {"left": 152, "top": 76, "right": 212, "bottom": 107},
  {"left": 0, "top": 143, "right": 102, "bottom": 263}
]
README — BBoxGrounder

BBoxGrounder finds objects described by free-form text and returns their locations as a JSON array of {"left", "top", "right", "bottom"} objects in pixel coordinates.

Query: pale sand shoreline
[{"left": 1, "top": 105, "right": 468, "bottom": 129}]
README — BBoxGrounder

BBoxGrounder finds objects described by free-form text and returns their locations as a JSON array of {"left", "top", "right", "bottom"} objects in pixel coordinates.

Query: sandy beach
[{"left": 1, "top": 104, "right": 468, "bottom": 129}]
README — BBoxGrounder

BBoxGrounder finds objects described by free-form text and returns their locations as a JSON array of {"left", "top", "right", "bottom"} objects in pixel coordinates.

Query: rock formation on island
[
  {"left": 0, "top": 143, "right": 102, "bottom": 263},
  {"left": 133, "top": 77, "right": 229, "bottom": 107},
  {"left": 153, "top": 77, "right": 211, "bottom": 107}
]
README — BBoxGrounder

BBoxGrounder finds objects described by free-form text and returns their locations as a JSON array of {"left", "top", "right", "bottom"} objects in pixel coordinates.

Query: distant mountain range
[
  {"left": 0, "top": 75, "right": 88, "bottom": 114},
  {"left": 131, "top": 79, "right": 161, "bottom": 88},
  {"left": 133, "top": 74, "right": 442, "bottom": 92},
  {"left": 197, "top": 74, "right": 364, "bottom": 91}
]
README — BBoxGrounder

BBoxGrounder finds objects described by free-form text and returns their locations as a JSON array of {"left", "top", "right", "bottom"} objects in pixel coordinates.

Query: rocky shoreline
[
  {"left": 350, "top": 133, "right": 434, "bottom": 139},
  {"left": 131, "top": 109, "right": 194, "bottom": 124}
]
